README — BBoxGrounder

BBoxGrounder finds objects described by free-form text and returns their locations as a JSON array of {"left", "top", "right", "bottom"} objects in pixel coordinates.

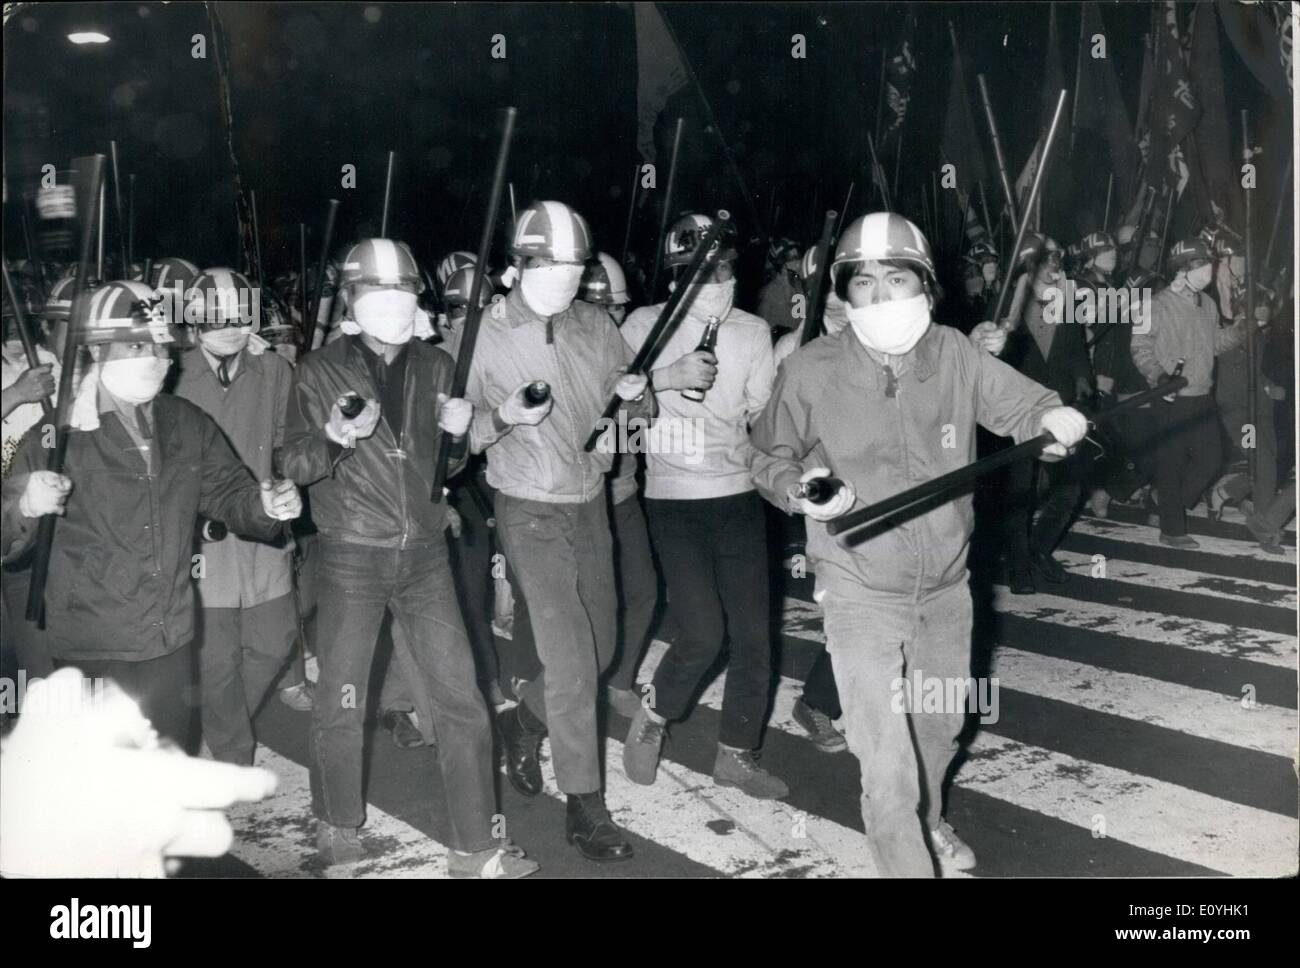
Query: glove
[
  {"left": 1038, "top": 406, "right": 1088, "bottom": 461},
  {"left": 1095, "top": 374, "right": 1115, "bottom": 395},
  {"left": 968, "top": 321, "right": 1007, "bottom": 357},
  {"left": 325, "top": 397, "right": 381, "bottom": 447},
  {"left": 436, "top": 393, "right": 472, "bottom": 437},
  {"left": 614, "top": 370, "right": 649, "bottom": 402},
  {"left": 498, "top": 382, "right": 553, "bottom": 426},
  {"left": 444, "top": 503, "right": 463, "bottom": 539},
  {"left": 260, "top": 478, "right": 303, "bottom": 521},
  {"left": 653, "top": 350, "right": 718, "bottom": 391},
  {"left": 788, "top": 466, "right": 856, "bottom": 522},
  {"left": 19, "top": 471, "right": 72, "bottom": 518}
]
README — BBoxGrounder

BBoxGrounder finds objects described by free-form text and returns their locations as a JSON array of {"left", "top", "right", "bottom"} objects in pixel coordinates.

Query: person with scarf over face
[
  {"left": 620, "top": 213, "right": 788, "bottom": 799},
  {"left": 751, "top": 213, "right": 1085, "bottom": 877},
  {"left": 1, "top": 280, "right": 302, "bottom": 747},
  {"left": 466, "top": 202, "right": 653, "bottom": 864},
  {"left": 173, "top": 269, "right": 299, "bottom": 766},
  {"left": 280, "top": 239, "right": 538, "bottom": 877},
  {"left": 1130, "top": 238, "right": 1247, "bottom": 548}
]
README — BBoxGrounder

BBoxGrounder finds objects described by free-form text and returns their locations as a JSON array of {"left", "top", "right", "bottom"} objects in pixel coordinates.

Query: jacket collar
[{"left": 842, "top": 322, "right": 940, "bottom": 389}]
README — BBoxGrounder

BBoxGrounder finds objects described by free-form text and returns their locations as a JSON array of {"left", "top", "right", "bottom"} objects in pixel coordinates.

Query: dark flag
[
  {"left": 1148, "top": 1, "right": 1201, "bottom": 202},
  {"left": 1074, "top": 2, "right": 1138, "bottom": 207},
  {"left": 940, "top": 25, "right": 988, "bottom": 251},
  {"left": 1188, "top": 3, "right": 1236, "bottom": 228},
  {"left": 1216, "top": 0, "right": 1292, "bottom": 101},
  {"left": 880, "top": 8, "right": 918, "bottom": 151}
]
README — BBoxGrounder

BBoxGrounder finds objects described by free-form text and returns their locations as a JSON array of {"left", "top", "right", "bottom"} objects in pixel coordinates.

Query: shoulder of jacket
[
  {"left": 413, "top": 339, "right": 454, "bottom": 372},
  {"left": 158, "top": 392, "right": 209, "bottom": 427},
  {"left": 726, "top": 308, "right": 773, "bottom": 335}
]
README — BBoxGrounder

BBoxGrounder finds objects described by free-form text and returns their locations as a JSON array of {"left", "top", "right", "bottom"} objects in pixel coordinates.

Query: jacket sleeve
[
  {"left": 279, "top": 362, "right": 351, "bottom": 485},
  {"left": 196, "top": 410, "right": 280, "bottom": 541},
  {"left": 0, "top": 430, "right": 44, "bottom": 563},
  {"left": 1130, "top": 297, "right": 1169, "bottom": 387},
  {"left": 749, "top": 360, "right": 815, "bottom": 514},
  {"left": 969, "top": 337, "right": 1063, "bottom": 443},
  {"left": 602, "top": 317, "right": 655, "bottom": 420},
  {"left": 1214, "top": 319, "right": 1247, "bottom": 355},
  {"left": 466, "top": 350, "right": 514, "bottom": 453}
]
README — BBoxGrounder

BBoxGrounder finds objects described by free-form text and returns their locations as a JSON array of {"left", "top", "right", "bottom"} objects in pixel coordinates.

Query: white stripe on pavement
[
  {"left": 1071, "top": 515, "right": 1297, "bottom": 564},
  {"left": 1053, "top": 549, "right": 1297, "bottom": 609}
]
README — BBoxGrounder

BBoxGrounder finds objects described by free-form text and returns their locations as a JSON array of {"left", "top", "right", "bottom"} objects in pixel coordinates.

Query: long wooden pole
[
  {"left": 977, "top": 74, "right": 1019, "bottom": 226},
  {"left": 621, "top": 162, "right": 640, "bottom": 265},
  {"left": 649, "top": 117, "right": 685, "bottom": 301},
  {"left": 298, "top": 223, "right": 308, "bottom": 336},
  {"left": 249, "top": 189, "right": 264, "bottom": 284},
  {"left": 1241, "top": 110, "right": 1257, "bottom": 493},
  {"left": 109, "top": 141, "right": 128, "bottom": 277},
  {"left": 800, "top": 210, "right": 838, "bottom": 347},
  {"left": 303, "top": 199, "right": 339, "bottom": 352},
  {"left": 380, "top": 150, "right": 395, "bottom": 237}
]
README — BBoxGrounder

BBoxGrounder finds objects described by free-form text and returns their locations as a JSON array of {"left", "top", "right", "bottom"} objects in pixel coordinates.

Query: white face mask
[
  {"left": 845, "top": 293, "right": 932, "bottom": 356},
  {"left": 1094, "top": 250, "right": 1117, "bottom": 274},
  {"left": 684, "top": 279, "right": 736, "bottom": 320},
  {"left": 981, "top": 262, "right": 999, "bottom": 284},
  {"left": 519, "top": 264, "right": 584, "bottom": 317},
  {"left": 353, "top": 289, "right": 418, "bottom": 344},
  {"left": 199, "top": 328, "right": 250, "bottom": 357},
  {"left": 1185, "top": 264, "right": 1214, "bottom": 292},
  {"left": 822, "top": 292, "right": 849, "bottom": 336},
  {"left": 100, "top": 355, "right": 171, "bottom": 404}
]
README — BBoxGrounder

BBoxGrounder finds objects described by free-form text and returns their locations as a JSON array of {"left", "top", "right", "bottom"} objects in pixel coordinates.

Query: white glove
[
  {"left": 444, "top": 503, "right": 463, "bottom": 538},
  {"left": 325, "top": 397, "right": 381, "bottom": 447},
  {"left": 968, "top": 321, "right": 1007, "bottom": 357},
  {"left": 789, "top": 466, "right": 856, "bottom": 522},
  {"left": 19, "top": 471, "right": 72, "bottom": 518},
  {"left": 0, "top": 668, "right": 277, "bottom": 878},
  {"left": 260, "top": 478, "right": 303, "bottom": 521},
  {"left": 1038, "top": 406, "right": 1088, "bottom": 461},
  {"left": 436, "top": 393, "right": 473, "bottom": 437},
  {"left": 498, "top": 382, "right": 553, "bottom": 426},
  {"left": 614, "top": 370, "right": 650, "bottom": 401}
]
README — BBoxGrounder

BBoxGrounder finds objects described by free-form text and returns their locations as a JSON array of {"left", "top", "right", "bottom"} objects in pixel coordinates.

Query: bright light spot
[
  {"left": 68, "top": 31, "right": 111, "bottom": 45},
  {"left": 363, "top": 6, "right": 382, "bottom": 23}
]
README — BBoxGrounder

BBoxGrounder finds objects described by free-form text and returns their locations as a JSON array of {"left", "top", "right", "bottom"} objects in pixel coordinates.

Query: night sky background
[{"left": 3, "top": 1, "right": 1293, "bottom": 297}]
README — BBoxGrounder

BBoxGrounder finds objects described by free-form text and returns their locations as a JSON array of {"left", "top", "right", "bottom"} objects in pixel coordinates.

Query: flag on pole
[
  {"left": 1014, "top": 137, "right": 1043, "bottom": 232},
  {"left": 1189, "top": 3, "right": 1235, "bottom": 227},
  {"left": 1216, "top": 0, "right": 1292, "bottom": 100},
  {"left": 880, "top": 9, "right": 918, "bottom": 151},
  {"left": 940, "top": 26, "right": 988, "bottom": 247},
  {"left": 1075, "top": 2, "right": 1138, "bottom": 204},
  {"left": 1148, "top": 2, "right": 1201, "bottom": 201},
  {"left": 1036, "top": 4, "right": 1067, "bottom": 230},
  {"left": 633, "top": 2, "right": 689, "bottom": 162}
]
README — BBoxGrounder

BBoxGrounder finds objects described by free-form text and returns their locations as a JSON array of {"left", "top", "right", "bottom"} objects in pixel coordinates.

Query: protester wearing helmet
[
  {"left": 619, "top": 212, "right": 788, "bottom": 800},
  {"left": 578, "top": 251, "right": 631, "bottom": 325},
  {"left": 772, "top": 245, "right": 851, "bottom": 369},
  {"left": 757, "top": 236, "right": 803, "bottom": 334},
  {"left": 751, "top": 212, "right": 1085, "bottom": 877},
  {"left": 170, "top": 267, "right": 301, "bottom": 766},
  {"left": 1130, "top": 238, "right": 1247, "bottom": 548},
  {"left": 466, "top": 200, "right": 651, "bottom": 864},
  {"left": 2, "top": 279, "right": 301, "bottom": 747},
  {"left": 435, "top": 264, "right": 493, "bottom": 363},
  {"left": 279, "top": 238, "right": 535, "bottom": 876}
]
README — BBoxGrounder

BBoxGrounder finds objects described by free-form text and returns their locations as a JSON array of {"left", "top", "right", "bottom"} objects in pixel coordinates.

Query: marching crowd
[{"left": 0, "top": 188, "right": 1294, "bottom": 878}]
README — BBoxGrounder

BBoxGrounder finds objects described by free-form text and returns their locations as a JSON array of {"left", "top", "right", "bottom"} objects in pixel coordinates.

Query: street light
[{"left": 67, "top": 30, "right": 110, "bottom": 45}]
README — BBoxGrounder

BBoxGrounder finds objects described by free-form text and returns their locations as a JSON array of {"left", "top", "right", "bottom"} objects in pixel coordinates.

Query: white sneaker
[
  {"left": 1087, "top": 489, "right": 1111, "bottom": 519},
  {"left": 928, "top": 819, "right": 976, "bottom": 873}
]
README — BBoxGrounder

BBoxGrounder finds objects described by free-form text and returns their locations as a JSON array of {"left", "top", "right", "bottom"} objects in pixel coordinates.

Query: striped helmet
[
  {"left": 185, "top": 268, "right": 261, "bottom": 331},
  {"left": 767, "top": 237, "right": 800, "bottom": 273},
  {"left": 83, "top": 280, "right": 182, "bottom": 345},
  {"left": 442, "top": 265, "right": 494, "bottom": 311},
  {"left": 961, "top": 240, "right": 1000, "bottom": 268},
  {"left": 578, "top": 252, "right": 630, "bottom": 305},
  {"left": 340, "top": 239, "right": 422, "bottom": 288},
  {"left": 831, "top": 212, "right": 934, "bottom": 282},
  {"left": 511, "top": 201, "right": 593, "bottom": 263},
  {"left": 664, "top": 212, "right": 738, "bottom": 269},
  {"left": 41, "top": 273, "right": 79, "bottom": 320},
  {"left": 436, "top": 250, "right": 477, "bottom": 288},
  {"left": 1015, "top": 233, "right": 1062, "bottom": 270},
  {"left": 1167, "top": 237, "right": 1212, "bottom": 271},
  {"left": 799, "top": 244, "right": 825, "bottom": 282},
  {"left": 149, "top": 257, "right": 202, "bottom": 294}
]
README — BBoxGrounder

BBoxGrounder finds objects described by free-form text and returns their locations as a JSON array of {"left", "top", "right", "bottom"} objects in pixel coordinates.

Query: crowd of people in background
[{"left": 1, "top": 185, "right": 1293, "bottom": 878}]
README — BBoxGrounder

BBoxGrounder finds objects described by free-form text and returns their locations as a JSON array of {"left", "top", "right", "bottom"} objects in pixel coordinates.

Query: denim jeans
[
  {"left": 644, "top": 492, "right": 773, "bottom": 750},
  {"left": 606, "top": 493, "right": 660, "bottom": 692},
  {"left": 493, "top": 493, "right": 617, "bottom": 794},
  {"left": 818, "top": 578, "right": 973, "bottom": 878},
  {"left": 309, "top": 537, "right": 495, "bottom": 851},
  {"left": 198, "top": 593, "right": 297, "bottom": 764}
]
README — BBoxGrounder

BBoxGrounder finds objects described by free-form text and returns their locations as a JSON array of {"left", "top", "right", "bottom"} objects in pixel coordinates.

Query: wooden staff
[
  {"left": 249, "top": 189, "right": 264, "bottom": 285},
  {"left": 582, "top": 215, "right": 727, "bottom": 453},
  {"left": 27, "top": 154, "right": 106, "bottom": 624},
  {"left": 431, "top": 107, "right": 518, "bottom": 500},
  {"left": 1, "top": 256, "right": 52, "bottom": 417},
  {"left": 649, "top": 117, "right": 685, "bottom": 302},
  {"left": 96, "top": 182, "right": 105, "bottom": 282},
  {"left": 1102, "top": 173, "right": 1113, "bottom": 233},
  {"left": 621, "top": 162, "right": 640, "bottom": 265},
  {"left": 836, "top": 182, "right": 854, "bottom": 236},
  {"left": 109, "top": 141, "right": 128, "bottom": 278},
  {"left": 990, "top": 89, "right": 1069, "bottom": 329},
  {"left": 20, "top": 194, "right": 48, "bottom": 303},
  {"left": 127, "top": 173, "right": 135, "bottom": 267},
  {"left": 380, "top": 150, "right": 395, "bottom": 237},
  {"left": 1241, "top": 110, "right": 1257, "bottom": 492},
  {"left": 298, "top": 223, "right": 308, "bottom": 332},
  {"left": 303, "top": 199, "right": 339, "bottom": 352},
  {"left": 800, "top": 210, "right": 838, "bottom": 347},
  {"left": 977, "top": 73, "right": 1019, "bottom": 226},
  {"left": 866, "top": 131, "right": 891, "bottom": 211}
]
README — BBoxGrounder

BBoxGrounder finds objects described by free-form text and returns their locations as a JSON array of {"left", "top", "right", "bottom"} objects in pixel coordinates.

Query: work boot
[
  {"left": 565, "top": 793, "right": 634, "bottom": 862},
  {"left": 498, "top": 703, "right": 544, "bottom": 797},
  {"left": 1008, "top": 565, "right": 1036, "bottom": 595},
  {"left": 1029, "top": 550, "right": 1069, "bottom": 584},
  {"left": 622, "top": 704, "right": 666, "bottom": 785},
  {"left": 791, "top": 698, "right": 847, "bottom": 753},
  {"left": 713, "top": 745, "right": 789, "bottom": 800},
  {"left": 316, "top": 822, "right": 365, "bottom": 867}
]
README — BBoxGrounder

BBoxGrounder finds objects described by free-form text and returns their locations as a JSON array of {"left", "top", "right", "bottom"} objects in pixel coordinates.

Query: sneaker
[
  {"left": 791, "top": 698, "right": 847, "bottom": 753},
  {"left": 1159, "top": 533, "right": 1200, "bottom": 550},
  {"left": 1087, "top": 488, "right": 1111, "bottom": 519},
  {"left": 713, "top": 745, "right": 789, "bottom": 800},
  {"left": 447, "top": 841, "right": 539, "bottom": 879},
  {"left": 316, "top": 822, "right": 365, "bottom": 866},
  {"left": 622, "top": 704, "right": 666, "bottom": 785},
  {"left": 927, "top": 819, "right": 976, "bottom": 873},
  {"left": 279, "top": 681, "right": 315, "bottom": 712}
]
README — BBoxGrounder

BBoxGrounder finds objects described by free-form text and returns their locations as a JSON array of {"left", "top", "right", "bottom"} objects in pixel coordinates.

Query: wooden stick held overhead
[
  {"left": 649, "top": 117, "right": 685, "bottom": 302},
  {"left": 800, "top": 210, "right": 838, "bottom": 347},
  {"left": 303, "top": 199, "right": 339, "bottom": 353}
]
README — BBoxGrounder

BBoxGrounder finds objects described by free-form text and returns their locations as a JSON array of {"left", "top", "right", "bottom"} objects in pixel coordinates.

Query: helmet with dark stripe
[
  {"left": 83, "top": 280, "right": 182, "bottom": 345},
  {"left": 340, "top": 239, "right": 422, "bottom": 288},
  {"left": 664, "top": 212, "right": 738, "bottom": 269},
  {"left": 442, "top": 265, "right": 494, "bottom": 311},
  {"left": 41, "top": 273, "right": 79, "bottom": 320},
  {"left": 149, "top": 257, "right": 202, "bottom": 294},
  {"left": 579, "top": 252, "right": 630, "bottom": 305},
  {"left": 186, "top": 268, "right": 260, "bottom": 332},
  {"left": 832, "top": 212, "right": 934, "bottom": 282},
  {"left": 511, "top": 201, "right": 593, "bottom": 263},
  {"left": 436, "top": 251, "right": 477, "bottom": 288}
]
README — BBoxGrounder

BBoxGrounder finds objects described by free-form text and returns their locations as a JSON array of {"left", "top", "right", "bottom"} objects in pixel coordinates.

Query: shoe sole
[{"left": 565, "top": 832, "right": 635, "bottom": 862}]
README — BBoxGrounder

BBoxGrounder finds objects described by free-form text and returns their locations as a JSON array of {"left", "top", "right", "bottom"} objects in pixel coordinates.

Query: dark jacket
[
  {"left": 280, "top": 334, "right": 466, "bottom": 548},
  {"left": 0, "top": 395, "right": 278, "bottom": 662},
  {"left": 1003, "top": 300, "right": 1094, "bottom": 405}
]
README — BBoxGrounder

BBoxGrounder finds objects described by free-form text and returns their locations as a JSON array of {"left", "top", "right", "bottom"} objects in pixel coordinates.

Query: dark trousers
[
  {"left": 644, "top": 491, "right": 773, "bottom": 750},
  {"left": 1006, "top": 454, "right": 1085, "bottom": 566},
  {"left": 1100, "top": 404, "right": 1159, "bottom": 501},
  {"left": 801, "top": 648, "right": 842, "bottom": 719},
  {"left": 606, "top": 494, "right": 660, "bottom": 692},
  {"left": 1152, "top": 395, "right": 1222, "bottom": 536},
  {"left": 57, "top": 642, "right": 198, "bottom": 751},
  {"left": 309, "top": 537, "right": 495, "bottom": 851},
  {"left": 198, "top": 593, "right": 297, "bottom": 764}
]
